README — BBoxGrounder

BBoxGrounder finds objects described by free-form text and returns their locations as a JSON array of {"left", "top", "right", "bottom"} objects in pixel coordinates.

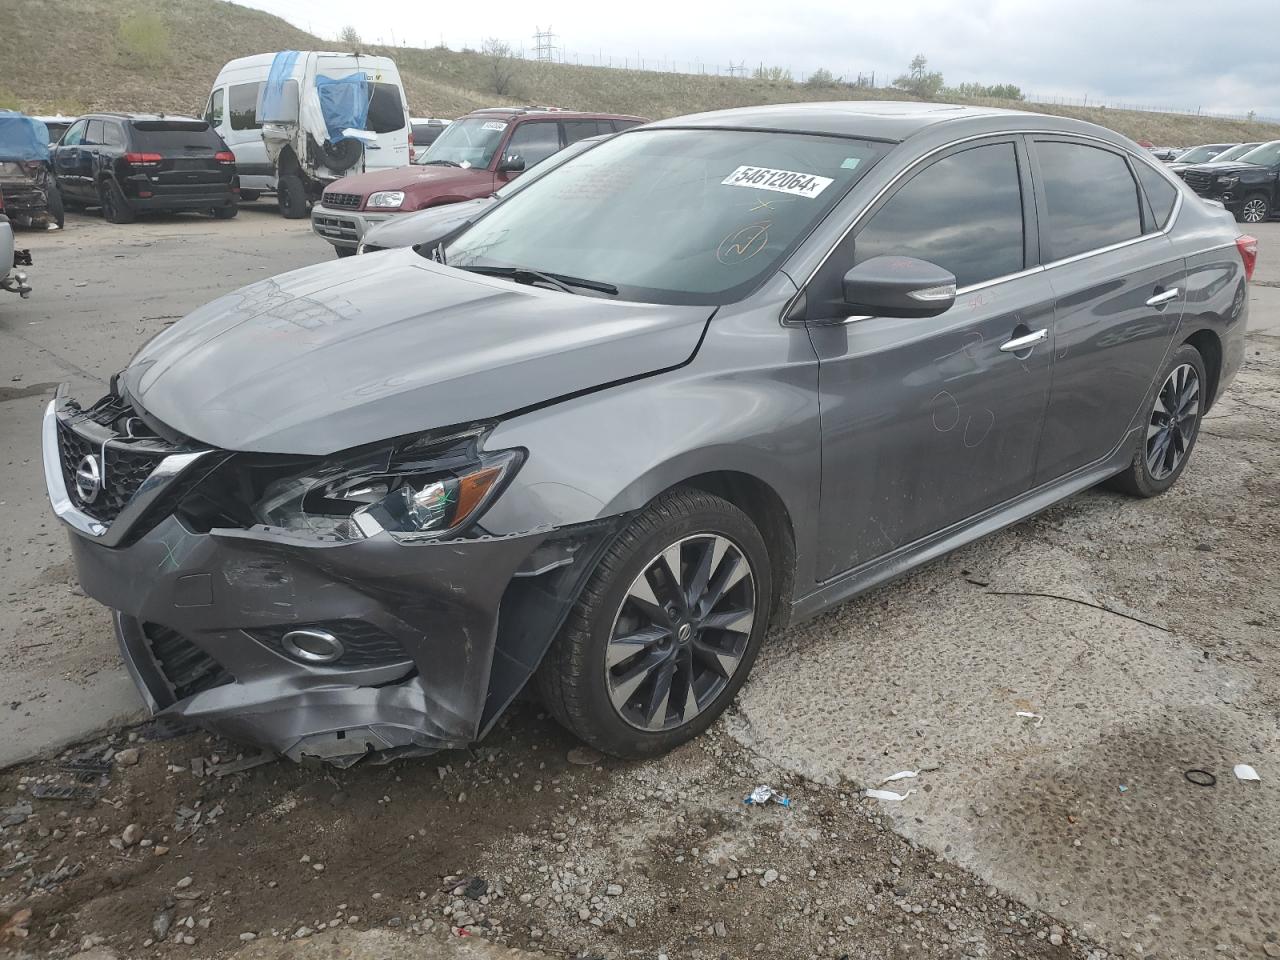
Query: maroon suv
[{"left": 312, "top": 107, "right": 647, "bottom": 255}]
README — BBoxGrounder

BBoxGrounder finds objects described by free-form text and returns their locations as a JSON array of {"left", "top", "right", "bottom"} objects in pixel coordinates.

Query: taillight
[
  {"left": 0, "top": 190, "right": 5, "bottom": 212},
  {"left": 1236, "top": 234, "right": 1258, "bottom": 282},
  {"left": 408, "top": 130, "right": 415, "bottom": 164},
  {"left": 124, "top": 152, "right": 163, "bottom": 167},
  {"left": 215, "top": 151, "right": 235, "bottom": 165}
]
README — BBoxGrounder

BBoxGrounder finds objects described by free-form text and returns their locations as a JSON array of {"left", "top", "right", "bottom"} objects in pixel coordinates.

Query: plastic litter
[
  {"left": 1015, "top": 711, "right": 1044, "bottom": 727},
  {"left": 879, "top": 770, "right": 920, "bottom": 784},
  {"left": 865, "top": 788, "right": 914, "bottom": 802},
  {"left": 31, "top": 783, "right": 99, "bottom": 801},
  {"left": 1234, "top": 764, "right": 1261, "bottom": 783},
  {"left": 744, "top": 785, "right": 792, "bottom": 807}
]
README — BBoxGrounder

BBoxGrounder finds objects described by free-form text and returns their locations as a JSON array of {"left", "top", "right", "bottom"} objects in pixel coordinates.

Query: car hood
[
  {"left": 121, "top": 251, "right": 711, "bottom": 456},
  {"left": 1181, "top": 161, "right": 1263, "bottom": 176},
  {"left": 362, "top": 197, "right": 493, "bottom": 250},
  {"left": 327, "top": 165, "right": 489, "bottom": 198}
]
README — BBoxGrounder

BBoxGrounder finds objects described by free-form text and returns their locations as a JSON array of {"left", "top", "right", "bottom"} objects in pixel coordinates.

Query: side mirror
[
  {"left": 498, "top": 154, "right": 526, "bottom": 174},
  {"left": 841, "top": 256, "right": 957, "bottom": 318}
]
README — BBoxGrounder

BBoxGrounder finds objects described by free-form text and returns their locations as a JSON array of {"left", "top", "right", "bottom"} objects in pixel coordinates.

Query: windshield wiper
[
  {"left": 460, "top": 265, "right": 618, "bottom": 296},
  {"left": 422, "top": 159, "right": 461, "bottom": 167}
]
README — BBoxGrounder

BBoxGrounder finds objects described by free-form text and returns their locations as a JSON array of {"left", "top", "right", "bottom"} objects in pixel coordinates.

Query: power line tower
[{"left": 532, "top": 26, "right": 558, "bottom": 62}]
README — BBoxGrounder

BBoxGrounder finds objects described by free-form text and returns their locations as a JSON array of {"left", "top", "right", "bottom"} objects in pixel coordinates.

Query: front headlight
[
  {"left": 254, "top": 428, "right": 522, "bottom": 543},
  {"left": 1217, "top": 176, "right": 1239, "bottom": 187},
  {"left": 367, "top": 191, "right": 405, "bottom": 209}
]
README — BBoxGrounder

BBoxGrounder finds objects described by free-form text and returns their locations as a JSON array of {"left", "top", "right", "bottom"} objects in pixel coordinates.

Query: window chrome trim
[{"left": 789, "top": 128, "right": 1184, "bottom": 324}]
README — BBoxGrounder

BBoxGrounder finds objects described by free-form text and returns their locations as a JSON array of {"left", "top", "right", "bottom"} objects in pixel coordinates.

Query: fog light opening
[{"left": 281, "top": 629, "right": 345, "bottom": 664}]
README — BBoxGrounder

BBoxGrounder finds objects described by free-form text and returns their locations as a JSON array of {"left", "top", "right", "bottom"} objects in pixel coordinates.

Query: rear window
[
  {"left": 1134, "top": 161, "right": 1178, "bottom": 231},
  {"left": 129, "top": 120, "right": 225, "bottom": 151},
  {"left": 366, "top": 83, "right": 405, "bottom": 134}
]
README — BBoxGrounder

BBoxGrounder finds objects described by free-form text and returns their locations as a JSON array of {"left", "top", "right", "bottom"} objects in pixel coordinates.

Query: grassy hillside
[{"left": 3, "top": 0, "right": 1277, "bottom": 147}]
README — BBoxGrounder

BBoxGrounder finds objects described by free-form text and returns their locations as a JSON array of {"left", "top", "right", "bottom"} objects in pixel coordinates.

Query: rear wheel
[
  {"left": 211, "top": 203, "right": 238, "bottom": 220},
  {"left": 1237, "top": 193, "right": 1270, "bottom": 224},
  {"left": 277, "top": 174, "right": 308, "bottom": 219},
  {"left": 1108, "top": 343, "right": 1207, "bottom": 497},
  {"left": 99, "top": 179, "right": 135, "bottom": 224},
  {"left": 536, "top": 488, "right": 772, "bottom": 759}
]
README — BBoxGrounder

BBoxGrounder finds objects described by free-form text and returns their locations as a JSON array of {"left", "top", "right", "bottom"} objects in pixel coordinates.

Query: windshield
[
  {"left": 492, "top": 136, "right": 599, "bottom": 199},
  {"left": 1236, "top": 141, "right": 1280, "bottom": 167},
  {"left": 419, "top": 116, "right": 509, "bottom": 169},
  {"left": 1209, "top": 143, "right": 1259, "bottom": 163},
  {"left": 1177, "top": 144, "right": 1231, "bottom": 164},
  {"left": 442, "top": 128, "right": 887, "bottom": 305}
]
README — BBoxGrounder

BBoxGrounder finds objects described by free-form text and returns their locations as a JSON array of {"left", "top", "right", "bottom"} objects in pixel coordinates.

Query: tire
[
  {"left": 98, "top": 179, "right": 135, "bottom": 224},
  {"left": 239, "top": 190, "right": 260, "bottom": 202},
  {"left": 1236, "top": 193, "right": 1269, "bottom": 224},
  {"left": 1107, "top": 343, "right": 1207, "bottom": 498},
  {"left": 334, "top": 246, "right": 357, "bottom": 258},
  {"left": 277, "top": 174, "right": 308, "bottom": 219},
  {"left": 536, "top": 487, "right": 773, "bottom": 759},
  {"left": 211, "top": 203, "right": 238, "bottom": 220},
  {"left": 45, "top": 181, "right": 65, "bottom": 228},
  {"left": 321, "top": 138, "right": 364, "bottom": 173}
]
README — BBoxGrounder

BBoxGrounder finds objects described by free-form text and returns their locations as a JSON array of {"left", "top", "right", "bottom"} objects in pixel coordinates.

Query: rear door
[
  {"left": 807, "top": 138, "right": 1056, "bottom": 579},
  {"left": 1029, "top": 138, "right": 1187, "bottom": 484},
  {"left": 314, "top": 56, "right": 410, "bottom": 173},
  {"left": 80, "top": 119, "right": 104, "bottom": 195}
]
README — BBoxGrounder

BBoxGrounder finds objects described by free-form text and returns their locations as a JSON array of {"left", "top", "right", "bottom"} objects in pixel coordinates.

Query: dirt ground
[{"left": 1, "top": 212, "right": 1277, "bottom": 960}]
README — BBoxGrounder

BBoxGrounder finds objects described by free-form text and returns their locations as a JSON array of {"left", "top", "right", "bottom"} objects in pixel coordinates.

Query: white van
[{"left": 205, "top": 51, "right": 410, "bottom": 218}]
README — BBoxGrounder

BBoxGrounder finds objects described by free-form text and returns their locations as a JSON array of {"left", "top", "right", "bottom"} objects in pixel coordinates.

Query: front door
[
  {"left": 1028, "top": 138, "right": 1187, "bottom": 484},
  {"left": 53, "top": 118, "right": 88, "bottom": 200},
  {"left": 805, "top": 138, "right": 1055, "bottom": 580}
]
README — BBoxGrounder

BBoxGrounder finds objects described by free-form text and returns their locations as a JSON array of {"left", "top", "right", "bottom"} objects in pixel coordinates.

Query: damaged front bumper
[{"left": 43, "top": 390, "right": 618, "bottom": 764}]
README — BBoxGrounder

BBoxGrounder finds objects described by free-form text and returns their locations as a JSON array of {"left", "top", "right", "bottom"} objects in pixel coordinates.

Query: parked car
[
  {"left": 1168, "top": 142, "right": 1259, "bottom": 176},
  {"left": 32, "top": 114, "right": 76, "bottom": 146},
  {"left": 312, "top": 107, "right": 645, "bottom": 256},
  {"left": 0, "top": 111, "right": 62, "bottom": 229},
  {"left": 1150, "top": 146, "right": 1181, "bottom": 162},
  {"left": 410, "top": 117, "right": 450, "bottom": 160},
  {"left": 206, "top": 52, "right": 411, "bottom": 218},
  {"left": 44, "top": 102, "right": 1250, "bottom": 766},
  {"left": 0, "top": 192, "right": 33, "bottom": 298},
  {"left": 51, "top": 114, "right": 238, "bottom": 223},
  {"left": 1180, "top": 139, "right": 1280, "bottom": 223},
  {"left": 359, "top": 134, "right": 608, "bottom": 254},
  {"left": 1169, "top": 143, "right": 1236, "bottom": 167}
]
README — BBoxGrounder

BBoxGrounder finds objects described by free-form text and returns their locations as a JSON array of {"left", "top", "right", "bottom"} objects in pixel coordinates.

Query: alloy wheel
[
  {"left": 1242, "top": 198, "right": 1268, "bottom": 223},
  {"left": 604, "top": 533, "right": 757, "bottom": 731},
  {"left": 1146, "top": 363, "right": 1200, "bottom": 480}
]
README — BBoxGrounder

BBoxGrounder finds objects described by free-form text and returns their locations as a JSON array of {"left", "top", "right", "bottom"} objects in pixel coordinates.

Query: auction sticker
[
  {"left": 721, "top": 165, "right": 834, "bottom": 198},
  {"left": 482, "top": 121, "right": 507, "bottom": 131}
]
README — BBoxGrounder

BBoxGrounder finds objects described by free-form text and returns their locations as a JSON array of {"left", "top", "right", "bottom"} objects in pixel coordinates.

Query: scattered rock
[
  {"left": 239, "top": 932, "right": 257, "bottom": 942},
  {"left": 115, "top": 748, "right": 141, "bottom": 766},
  {"left": 175, "top": 876, "right": 193, "bottom": 890},
  {"left": 121, "top": 824, "right": 142, "bottom": 848}
]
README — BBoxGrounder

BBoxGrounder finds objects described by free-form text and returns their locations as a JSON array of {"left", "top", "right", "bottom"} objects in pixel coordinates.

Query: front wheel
[
  {"left": 536, "top": 488, "right": 772, "bottom": 759},
  {"left": 45, "top": 181, "right": 65, "bottom": 228},
  {"left": 1107, "top": 343, "right": 1207, "bottom": 497},
  {"left": 1237, "top": 193, "right": 1270, "bottom": 224},
  {"left": 334, "top": 246, "right": 357, "bottom": 258}
]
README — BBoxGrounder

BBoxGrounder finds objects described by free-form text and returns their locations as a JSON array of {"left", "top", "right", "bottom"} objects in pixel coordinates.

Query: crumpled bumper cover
[{"left": 68, "top": 513, "right": 573, "bottom": 762}]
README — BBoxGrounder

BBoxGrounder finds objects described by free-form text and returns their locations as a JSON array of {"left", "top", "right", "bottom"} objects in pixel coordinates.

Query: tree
[
  {"left": 806, "top": 68, "right": 836, "bottom": 87},
  {"left": 893, "top": 54, "right": 944, "bottom": 99},
  {"left": 338, "top": 25, "right": 361, "bottom": 46},
  {"left": 950, "top": 81, "right": 1024, "bottom": 101},
  {"left": 482, "top": 38, "right": 517, "bottom": 95},
  {"left": 752, "top": 65, "right": 793, "bottom": 83}
]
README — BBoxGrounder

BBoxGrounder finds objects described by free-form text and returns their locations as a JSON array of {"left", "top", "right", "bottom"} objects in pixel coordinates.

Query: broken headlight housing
[{"left": 254, "top": 428, "right": 522, "bottom": 543}]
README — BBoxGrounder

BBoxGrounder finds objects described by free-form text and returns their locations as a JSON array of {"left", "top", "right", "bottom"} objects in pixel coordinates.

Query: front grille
[
  {"left": 323, "top": 192, "right": 362, "bottom": 209},
  {"left": 248, "top": 620, "right": 411, "bottom": 669},
  {"left": 1182, "top": 171, "right": 1214, "bottom": 194},
  {"left": 57, "top": 422, "right": 167, "bottom": 523},
  {"left": 312, "top": 213, "right": 359, "bottom": 240},
  {"left": 142, "top": 622, "right": 233, "bottom": 701}
]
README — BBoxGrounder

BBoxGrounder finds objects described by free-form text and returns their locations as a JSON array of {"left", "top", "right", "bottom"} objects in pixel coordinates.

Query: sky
[{"left": 241, "top": 0, "right": 1280, "bottom": 119}]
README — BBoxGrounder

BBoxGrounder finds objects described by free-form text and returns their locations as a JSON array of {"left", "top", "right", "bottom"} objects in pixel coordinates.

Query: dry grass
[{"left": 4, "top": 0, "right": 1278, "bottom": 146}]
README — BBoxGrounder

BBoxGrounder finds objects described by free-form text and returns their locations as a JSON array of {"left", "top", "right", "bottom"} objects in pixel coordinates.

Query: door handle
[
  {"left": 1000, "top": 328, "right": 1049, "bottom": 353},
  {"left": 1146, "top": 287, "right": 1180, "bottom": 307}
]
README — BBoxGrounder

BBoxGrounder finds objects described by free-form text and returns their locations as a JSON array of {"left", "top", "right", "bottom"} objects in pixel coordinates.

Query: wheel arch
[{"left": 1183, "top": 327, "right": 1223, "bottom": 409}]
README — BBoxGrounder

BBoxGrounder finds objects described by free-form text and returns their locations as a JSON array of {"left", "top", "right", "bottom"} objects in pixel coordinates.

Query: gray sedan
[{"left": 44, "top": 102, "right": 1250, "bottom": 764}]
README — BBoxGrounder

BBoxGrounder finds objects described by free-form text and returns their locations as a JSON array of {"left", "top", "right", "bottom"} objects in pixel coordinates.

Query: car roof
[
  {"left": 463, "top": 106, "right": 646, "bottom": 122},
  {"left": 647, "top": 100, "right": 1127, "bottom": 145},
  {"left": 80, "top": 113, "right": 207, "bottom": 124}
]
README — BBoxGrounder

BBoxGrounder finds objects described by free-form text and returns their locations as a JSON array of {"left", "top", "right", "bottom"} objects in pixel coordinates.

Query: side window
[
  {"left": 505, "top": 121, "right": 562, "bottom": 170},
  {"left": 84, "top": 119, "right": 104, "bottom": 146},
  {"left": 102, "top": 122, "right": 125, "bottom": 148},
  {"left": 611, "top": 119, "right": 642, "bottom": 132},
  {"left": 1133, "top": 161, "right": 1178, "bottom": 232},
  {"left": 1036, "top": 141, "right": 1142, "bottom": 260},
  {"left": 61, "top": 120, "right": 87, "bottom": 146},
  {"left": 563, "top": 120, "right": 605, "bottom": 144},
  {"left": 229, "top": 82, "right": 262, "bottom": 130},
  {"left": 854, "top": 142, "right": 1024, "bottom": 289},
  {"left": 206, "top": 88, "right": 225, "bottom": 128}
]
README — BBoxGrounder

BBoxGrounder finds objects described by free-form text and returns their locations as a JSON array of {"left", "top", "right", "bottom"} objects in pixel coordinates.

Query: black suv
[
  {"left": 51, "top": 114, "right": 238, "bottom": 223},
  {"left": 1180, "top": 139, "right": 1280, "bottom": 224}
]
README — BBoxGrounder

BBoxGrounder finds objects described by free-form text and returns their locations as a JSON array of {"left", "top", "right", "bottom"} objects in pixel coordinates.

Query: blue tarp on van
[
  {"left": 260, "top": 50, "right": 300, "bottom": 123},
  {"left": 315, "top": 73, "right": 369, "bottom": 143},
  {"left": 0, "top": 112, "right": 50, "bottom": 163}
]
